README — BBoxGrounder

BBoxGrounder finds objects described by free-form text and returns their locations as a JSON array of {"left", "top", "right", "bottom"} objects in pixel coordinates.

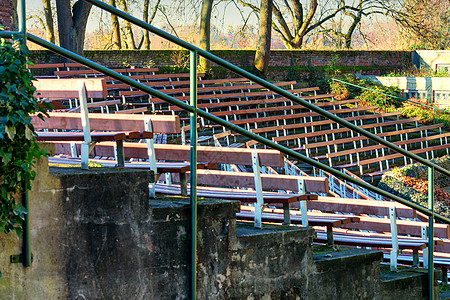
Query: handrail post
[
  {"left": 18, "top": 0, "right": 26, "bottom": 38},
  {"left": 331, "top": 78, "right": 335, "bottom": 94},
  {"left": 384, "top": 95, "right": 387, "bottom": 113},
  {"left": 19, "top": 0, "right": 31, "bottom": 268},
  {"left": 189, "top": 50, "right": 198, "bottom": 300},
  {"left": 428, "top": 166, "right": 435, "bottom": 300}
]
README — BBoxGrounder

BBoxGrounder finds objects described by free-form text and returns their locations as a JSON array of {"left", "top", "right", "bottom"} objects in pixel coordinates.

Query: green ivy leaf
[{"left": 5, "top": 125, "right": 16, "bottom": 140}]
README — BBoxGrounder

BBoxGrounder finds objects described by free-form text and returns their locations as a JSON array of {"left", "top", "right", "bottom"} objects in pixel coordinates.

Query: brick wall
[
  {"left": 28, "top": 49, "right": 412, "bottom": 80},
  {"left": 0, "top": 0, "right": 13, "bottom": 30}
]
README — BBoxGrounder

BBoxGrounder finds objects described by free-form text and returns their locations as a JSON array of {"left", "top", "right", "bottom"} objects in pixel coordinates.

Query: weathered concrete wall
[
  {"left": 413, "top": 50, "right": 450, "bottom": 70},
  {"left": 0, "top": 156, "right": 436, "bottom": 299}
]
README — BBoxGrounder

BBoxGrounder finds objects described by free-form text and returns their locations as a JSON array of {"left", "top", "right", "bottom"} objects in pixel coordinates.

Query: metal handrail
[
  {"left": 17, "top": 0, "right": 447, "bottom": 298},
  {"left": 83, "top": 0, "right": 450, "bottom": 180},
  {"left": 332, "top": 77, "right": 450, "bottom": 122},
  {"left": 27, "top": 33, "right": 448, "bottom": 223}
]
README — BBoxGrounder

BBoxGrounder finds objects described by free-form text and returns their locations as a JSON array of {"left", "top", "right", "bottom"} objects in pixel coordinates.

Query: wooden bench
[
  {"left": 384, "top": 252, "right": 450, "bottom": 283},
  {"left": 118, "top": 81, "right": 297, "bottom": 101},
  {"left": 227, "top": 105, "right": 378, "bottom": 130},
  {"left": 323, "top": 131, "right": 450, "bottom": 171},
  {"left": 236, "top": 209, "right": 358, "bottom": 241},
  {"left": 106, "top": 77, "right": 251, "bottom": 91},
  {"left": 249, "top": 112, "right": 403, "bottom": 137},
  {"left": 207, "top": 99, "right": 359, "bottom": 121},
  {"left": 32, "top": 77, "right": 180, "bottom": 197},
  {"left": 168, "top": 93, "right": 338, "bottom": 112},
  {"left": 357, "top": 142, "right": 450, "bottom": 175},
  {"left": 301, "top": 123, "right": 444, "bottom": 156},
  {"left": 60, "top": 141, "right": 327, "bottom": 228},
  {"left": 273, "top": 117, "right": 421, "bottom": 148}
]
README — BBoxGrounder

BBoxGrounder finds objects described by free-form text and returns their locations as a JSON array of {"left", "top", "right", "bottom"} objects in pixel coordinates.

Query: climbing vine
[{"left": 0, "top": 32, "right": 48, "bottom": 236}]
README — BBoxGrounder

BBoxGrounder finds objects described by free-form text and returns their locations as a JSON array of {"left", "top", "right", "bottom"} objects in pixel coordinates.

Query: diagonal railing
[{"left": 4, "top": 0, "right": 448, "bottom": 298}]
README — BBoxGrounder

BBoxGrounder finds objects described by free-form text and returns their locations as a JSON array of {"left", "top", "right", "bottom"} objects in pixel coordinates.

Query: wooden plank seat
[
  {"left": 36, "top": 130, "right": 153, "bottom": 142},
  {"left": 304, "top": 196, "right": 418, "bottom": 219},
  {"left": 339, "top": 215, "right": 449, "bottom": 238},
  {"left": 115, "top": 107, "right": 148, "bottom": 114},
  {"left": 105, "top": 72, "right": 206, "bottom": 82},
  {"left": 155, "top": 183, "right": 318, "bottom": 204},
  {"left": 32, "top": 112, "right": 180, "bottom": 133},
  {"left": 53, "top": 67, "right": 159, "bottom": 78},
  {"left": 47, "top": 155, "right": 210, "bottom": 196},
  {"left": 236, "top": 210, "right": 354, "bottom": 228},
  {"left": 238, "top": 205, "right": 359, "bottom": 245},
  {"left": 33, "top": 78, "right": 108, "bottom": 101},
  {"left": 315, "top": 231, "right": 426, "bottom": 250},
  {"left": 170, "top": 169, "right": 329, "bottom": 194}
]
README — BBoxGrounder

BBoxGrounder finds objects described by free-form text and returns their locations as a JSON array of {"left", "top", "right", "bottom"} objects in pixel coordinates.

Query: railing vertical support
[
  {"left": 331, "top": 78, "right": 335, "bottom": 94},
  {"left": 21, "top": 182, "right": 31, "bottom": 267},
  {"left": 189, "top": 50, "right": 198, "bottom": 300},
  {"left": 19, "top": 0, "right": 31, "bottom": 268},
  {"left": 384, "top": 95, "right": 387, "bottom": 113},
  {"left": 428, "top": 166, "right": 435, "bottom": 300}
]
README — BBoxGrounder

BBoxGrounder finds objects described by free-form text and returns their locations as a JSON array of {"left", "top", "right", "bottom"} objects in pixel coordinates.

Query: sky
[{"left": 25, "top": 0, "right": 258, "bottom": 34}]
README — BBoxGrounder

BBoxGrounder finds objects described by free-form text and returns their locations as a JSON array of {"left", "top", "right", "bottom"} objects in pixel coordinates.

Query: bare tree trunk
[
  {"left": 109, "top": 0, "right": 121, "bottom": 49},
  {"left": 141, "top": 0, "right": 151, "bottom": 50},
  {"left": 55, "top": 0, "right": 92, "bottom": 55},
  {"left": 140, "top": 0, "right": 161, "bottom": 50},
  {"left": 199, "top": 0, "right": 213, "bottom": 71},
  {"left": 117, "top": 0, "right": 136, "bottom": 49},
  {"left": 254, "top": 0, "right": 273, "bottom": 77},
  {"left": 42, "top": 0, "right": 55, "bottom": 44}
]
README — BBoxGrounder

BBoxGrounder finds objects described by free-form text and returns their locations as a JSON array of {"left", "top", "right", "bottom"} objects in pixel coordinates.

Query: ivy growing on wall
[{"left": 0, "top": 33, "right": 48, "bottom": 236}]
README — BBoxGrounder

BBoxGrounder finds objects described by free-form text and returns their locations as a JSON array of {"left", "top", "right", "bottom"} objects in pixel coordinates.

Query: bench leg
[
  {"left": 179, "top": 172, "right": 188, "bottom": 197},
  {"left": 115, "top": 140, "right": 125, "bottom": 167},
  {"left": 300, "top": 201, "right": 308, "bottom": 227},
  {"left": 443, "top": 267, "right": 448, "bottom": 284},
  {"left": 81, "top": 142, "right": 89, "bottom": 170},
  {"left": 390, "top": 249, "right": 398, "bottom": 272},
  {"left": 283, "top": 203, "right": 291, "bottom": 225},
  {"left": 413, "top": 249, "right": 419, "bottom": 267},
  {"left": 326, "top": 226, "right": 334, "bottom": 246}
]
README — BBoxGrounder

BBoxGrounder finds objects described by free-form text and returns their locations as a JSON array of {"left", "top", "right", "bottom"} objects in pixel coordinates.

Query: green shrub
[
  {"left": 0, "top": 35, "right": 47, "bottom": 236},
  {"left": 359, "top": 85, "right": 403, "bottom": 109}
]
